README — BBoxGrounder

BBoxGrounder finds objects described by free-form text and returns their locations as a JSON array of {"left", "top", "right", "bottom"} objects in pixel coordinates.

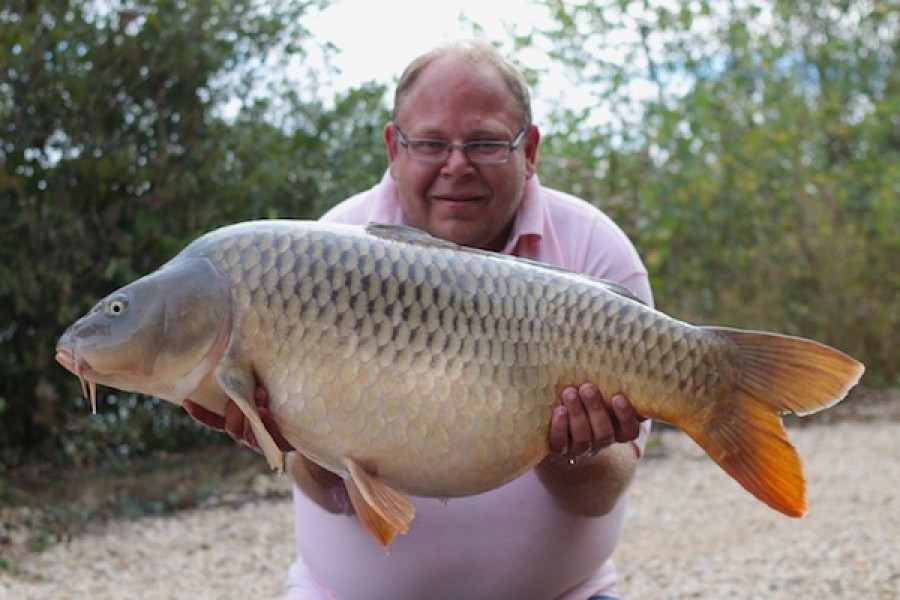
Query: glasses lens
[
  {"left": 408, "top": 140, "right": 448, "bottom": 160},
  {"left": 398, "top": 127, "right": 523, "bottom": 165},
  {"left": 466, "top": 143, "right": 510, "bottom": 163}
]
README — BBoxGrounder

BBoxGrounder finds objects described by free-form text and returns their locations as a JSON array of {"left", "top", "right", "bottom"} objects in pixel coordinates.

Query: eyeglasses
[{"left": 394, "top": 126, "right": 527, "bottom": 165}]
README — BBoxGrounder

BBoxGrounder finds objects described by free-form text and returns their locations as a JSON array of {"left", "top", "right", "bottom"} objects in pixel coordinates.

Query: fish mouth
[{"left": 55, "top": 346, "right": 99, "bottom": 414}]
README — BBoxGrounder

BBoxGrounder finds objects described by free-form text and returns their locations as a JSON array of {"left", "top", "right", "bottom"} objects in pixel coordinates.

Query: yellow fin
[
  {"left": 344, "top": 458, "right": 414, "bottom": 548},
  {"left": 709, "top": 327, "right": 865, "bottom": 415},
  {"left": 683, "top": 328, "right": 864, "bottom": 517}
]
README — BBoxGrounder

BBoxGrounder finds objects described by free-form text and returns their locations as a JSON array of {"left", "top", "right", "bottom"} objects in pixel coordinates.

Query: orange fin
[
  {"left": 683, "top": 328, "right": 864, "bottom": 517},
  {"left": 344, "top": 458, "right": 414, "bottom": 547},
  {"left": 684, "top": 393, "right": 809, "bottom": 516},
  {"left": 709, "top": 327, "right": 865, "bottom": 416}
]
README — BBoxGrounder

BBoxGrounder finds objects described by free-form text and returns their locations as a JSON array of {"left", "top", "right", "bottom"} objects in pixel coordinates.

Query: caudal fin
[{"left": 681, "top": 328, "right": 864, "bottom": 517}]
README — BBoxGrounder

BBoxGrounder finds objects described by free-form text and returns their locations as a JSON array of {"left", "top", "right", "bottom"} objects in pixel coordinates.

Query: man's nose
[{"left": 441, "top": 144, "right": 474, "bottom": 172}]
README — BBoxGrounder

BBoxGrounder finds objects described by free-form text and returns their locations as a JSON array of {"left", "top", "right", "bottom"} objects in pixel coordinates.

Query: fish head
[{"left": 56, "top": 257, "right": 232, "bottom": 412}]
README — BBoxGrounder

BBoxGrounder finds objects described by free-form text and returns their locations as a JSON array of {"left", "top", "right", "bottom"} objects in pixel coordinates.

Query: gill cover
[{"left": 60, "top": 257, "right": 231, "bottom": 390}]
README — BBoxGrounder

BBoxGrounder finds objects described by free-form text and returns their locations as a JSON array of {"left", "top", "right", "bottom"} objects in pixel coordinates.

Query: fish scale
[{"left": 56, "top": 220, "right": 864, "bottom": 547}]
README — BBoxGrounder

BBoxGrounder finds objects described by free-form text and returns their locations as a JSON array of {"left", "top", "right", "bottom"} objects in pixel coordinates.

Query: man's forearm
[{"left": 535, "top": 441, "right": 639, "bottom": 517}]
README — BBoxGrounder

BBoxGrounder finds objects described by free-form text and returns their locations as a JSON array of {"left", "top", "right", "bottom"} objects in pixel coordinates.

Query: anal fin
[{"left": 344, "top": 458, "right": 414, "bottom": 547}]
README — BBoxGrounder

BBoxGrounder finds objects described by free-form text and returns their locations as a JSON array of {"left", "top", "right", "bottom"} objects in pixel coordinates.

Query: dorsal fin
[
  {"left": 365, "top": 223, "right": 461, "bottom": 250},
  {"left": 363, "top": 223, "right": 646, "bottom": 306},
  {"left": 588, "top": 278, "right": 646, "bottom": 305}
]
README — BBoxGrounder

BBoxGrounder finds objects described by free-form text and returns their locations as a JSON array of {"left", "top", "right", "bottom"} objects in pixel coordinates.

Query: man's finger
[
  {"left": 611, "top": 394, "right": 641, "bottom": 442},
  {"left": 563, "top": 386, "right": 594, "bottom": 457},
  {"left": 548, "top": 404, "right": 570, "bottom": 455},
  {"left": 259, "top": 405, "right": 295, "bottom": 451},
  {"left": 255, "top": 385, "right": 270, "bottom": 407},
  {"left": 183, "top": 400, "right": 226, "bottom": 431},
  {"left": 580, "top": 384, "right": 616, "bottom": 451},
  {"left": 224, "top": 402, "right": 250, "bottom": 443}
]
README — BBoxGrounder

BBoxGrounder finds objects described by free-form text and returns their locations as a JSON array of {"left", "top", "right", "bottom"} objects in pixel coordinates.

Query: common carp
[{"left": 56, "top": 220, "right": 864, "bottom": 546}]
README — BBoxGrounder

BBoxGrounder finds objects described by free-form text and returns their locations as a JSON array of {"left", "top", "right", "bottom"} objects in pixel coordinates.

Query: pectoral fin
[
  {"left": 216, "top": 365, "right": 284, "bottom": 472},
  {"left": 344, "top": 457, "right": 414, "bottom": 547}
]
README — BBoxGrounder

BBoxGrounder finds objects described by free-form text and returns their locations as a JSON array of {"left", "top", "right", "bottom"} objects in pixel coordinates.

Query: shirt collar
[
  {"left": 379, "top": 171, "right": 545, "bottom": 254},
  {"left": 500, "top": 175, "right": 544, "bottom": 254}
]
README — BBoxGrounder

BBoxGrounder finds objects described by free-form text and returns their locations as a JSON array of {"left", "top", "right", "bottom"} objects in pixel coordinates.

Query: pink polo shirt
[{"left": 285, "top": 173, "right": 653, "bottom": 599}]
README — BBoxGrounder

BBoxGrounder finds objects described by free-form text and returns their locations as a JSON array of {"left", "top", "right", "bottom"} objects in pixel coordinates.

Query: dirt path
[{"left": 2, "top": 421, "right": 898, "bottom": 599}]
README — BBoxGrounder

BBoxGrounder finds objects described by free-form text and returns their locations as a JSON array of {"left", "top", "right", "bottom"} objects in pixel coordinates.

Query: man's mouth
[{"left": 432, "top": 195, "right": 483, "bottom": 203}]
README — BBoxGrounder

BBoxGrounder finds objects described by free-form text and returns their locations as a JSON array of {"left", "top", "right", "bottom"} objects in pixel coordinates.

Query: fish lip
[{"left": 54, "top": 345, "right": 79, "bottom": 373}]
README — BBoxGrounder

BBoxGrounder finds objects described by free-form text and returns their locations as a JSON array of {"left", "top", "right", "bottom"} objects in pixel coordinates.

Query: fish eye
[{"left": 105, "top": 296, "right": 128, "bottom": 317}]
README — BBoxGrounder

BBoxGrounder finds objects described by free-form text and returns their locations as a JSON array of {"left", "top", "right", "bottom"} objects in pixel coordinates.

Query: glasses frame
[{"left": 394, "top": 126, "right": 528, "bottom": 165}]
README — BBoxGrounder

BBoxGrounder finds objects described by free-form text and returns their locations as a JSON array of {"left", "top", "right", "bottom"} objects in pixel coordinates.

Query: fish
[{"left": 56, "top": 220, "right": 864, "bottom": 547}]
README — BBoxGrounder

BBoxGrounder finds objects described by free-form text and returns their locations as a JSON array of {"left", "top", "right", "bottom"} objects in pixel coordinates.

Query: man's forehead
[
  {"left": 396, "top": 64, "right": 520, "bottom": 132},
  {"left": 404, "top": 122, "right": 513, "bottom": 138}
]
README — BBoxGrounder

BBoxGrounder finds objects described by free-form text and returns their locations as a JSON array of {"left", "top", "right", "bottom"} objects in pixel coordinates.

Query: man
[{"left": 187, "top": 40, "right": 652, "bottom": 599}]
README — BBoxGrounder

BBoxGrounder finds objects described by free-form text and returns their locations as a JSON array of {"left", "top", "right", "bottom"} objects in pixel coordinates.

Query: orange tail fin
[{"left": 680, "top": 328, "right": 864, "bottom": 517}]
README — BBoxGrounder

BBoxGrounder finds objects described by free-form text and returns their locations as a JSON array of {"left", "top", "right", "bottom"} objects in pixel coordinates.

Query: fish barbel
[{"left": 55, "top": 221, "right": 864, "bottom": 546}]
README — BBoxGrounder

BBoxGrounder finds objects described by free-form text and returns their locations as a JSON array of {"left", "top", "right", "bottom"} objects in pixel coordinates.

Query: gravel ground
[
  {"left": 1, "top": 421, "right": 897, "bottom": 599},
  {"left": 616, "top": 421, "right": 899, "bottom": 598}
]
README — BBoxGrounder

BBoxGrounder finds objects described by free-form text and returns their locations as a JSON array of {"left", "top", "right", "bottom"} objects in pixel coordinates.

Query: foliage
[
  {"left": 534, "top": 0, "right": 898, "bottom": 385},
  {"left": 1, "top": 0, "right": 896, "bottom": 471},
  {"left": 0, "top": 0, "right": 389, "bottom": 468}
]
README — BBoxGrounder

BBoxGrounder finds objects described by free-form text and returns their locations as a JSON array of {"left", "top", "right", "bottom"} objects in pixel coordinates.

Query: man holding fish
[
  {"left": 187, "top": 40, "right": 652, "bottom": 599},
  {"left": 58, "top": 36, "right": 861, "bottom": 598}
]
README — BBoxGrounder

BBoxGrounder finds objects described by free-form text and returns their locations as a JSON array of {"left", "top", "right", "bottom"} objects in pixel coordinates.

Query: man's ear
[
  {"left": 384, "top": 122, "right": 401, "bottom": 178},
  {"left": 524, "top": 125, "right": 540, "bottom": 178},
  {"left": 384, "top": 122, "right": 400, "bottom": 162}
]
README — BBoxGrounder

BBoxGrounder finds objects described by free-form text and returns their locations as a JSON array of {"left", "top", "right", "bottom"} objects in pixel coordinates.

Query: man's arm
[
  {"left": 535, "top": 383, "right": 644, "bottom": 517},
  {"left": 183, "top": 388, "right": 293, "bottom": 452}
]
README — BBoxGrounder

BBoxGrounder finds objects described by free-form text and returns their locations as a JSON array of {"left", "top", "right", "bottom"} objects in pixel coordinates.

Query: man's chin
[{"left": 425, "top": 222, "right": 481, "bottom": 247}]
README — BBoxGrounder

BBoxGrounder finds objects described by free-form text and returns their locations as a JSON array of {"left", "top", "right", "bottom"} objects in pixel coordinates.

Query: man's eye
[
  {"left": 468, "top": 142, "right": 505, "bottom": 155},
  {"left": 411, "top": 140, "right": 447, "bottom": 153}
]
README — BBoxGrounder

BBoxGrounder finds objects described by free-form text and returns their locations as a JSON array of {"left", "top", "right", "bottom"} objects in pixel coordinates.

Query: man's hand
[
  {"left": 548, "top": 383, "right": 645, "bottom": 461},
  {"left": 183, "top": 387, "right": 294, "bottom": 453},
  {"left": 537, "top": 384, "right": 646, "bottom": 516}
]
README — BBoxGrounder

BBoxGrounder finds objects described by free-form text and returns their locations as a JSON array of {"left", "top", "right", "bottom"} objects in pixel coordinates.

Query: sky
[{"left": 299, "top": 0, "right": 570, "bottom": 122}]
